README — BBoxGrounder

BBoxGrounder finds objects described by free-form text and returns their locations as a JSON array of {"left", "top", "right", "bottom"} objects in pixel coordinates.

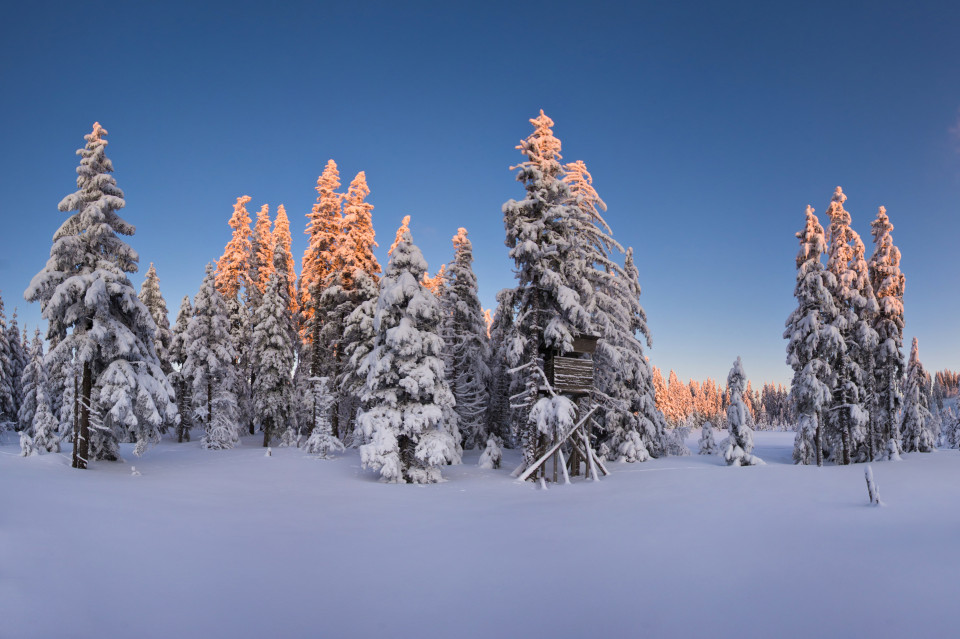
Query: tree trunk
[
  {"left": 73, "top": 361, "right": 91, "bottom": 470},
  {"left": 815, "top": 414, "right": 823, "bottom": 467}
]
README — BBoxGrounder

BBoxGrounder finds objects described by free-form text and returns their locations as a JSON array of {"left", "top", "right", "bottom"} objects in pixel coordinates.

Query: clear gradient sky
[{"left": 1, "top": 0, "right": 958, "bottom": 386}]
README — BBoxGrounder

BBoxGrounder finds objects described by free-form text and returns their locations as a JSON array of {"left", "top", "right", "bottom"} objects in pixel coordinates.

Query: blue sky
[{"left": 1, "top": 0, "right": 958, "bottom": 385}]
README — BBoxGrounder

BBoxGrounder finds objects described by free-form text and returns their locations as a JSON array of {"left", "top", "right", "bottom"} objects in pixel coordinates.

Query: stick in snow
[{"left": 865, "top": 465, "right": 883, "bottom": 506}]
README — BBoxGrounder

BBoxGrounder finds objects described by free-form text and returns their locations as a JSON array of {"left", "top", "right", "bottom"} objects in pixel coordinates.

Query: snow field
[{"left": 2, "top": 431, "right": 959, "bottom": 639}]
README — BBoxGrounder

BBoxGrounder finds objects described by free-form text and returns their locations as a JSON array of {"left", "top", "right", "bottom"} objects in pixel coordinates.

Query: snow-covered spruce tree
[
  {"left": 0, "top": 294, "right": 15, "bottom": 426},
  {"left": 824, "top": 187, "right": 878, "bottom": 464},
  {"left": 182, "top": 265, "right": 240, "bottom": 450},
  {"left": 441, "top": 228, "right": 491, "bottom": 450},
  {"left": 723, "top": 357, "right": 764, "bottom": 466},
  {"left": 249, "top": 203, "right": 274, "bottom": 298},
  {"left": 784, "top": 205, "right": 840, "bottom": 466},
  {"left": 272, "top": 204, "right": 298, "bottom": 316},
  {"left": 301, "top": 160, "right": 343, "bottom": 339},
  {"left": 215, "top": 195, "right": 254, "bottom": 300},
  {"left": 592, "top": 248, "right": 666, "bottom": 461},
  {"left": 24, "top": 123, "right": 177, "bottom": 466},
  {"left": 868, "top": 206, "right": 906, "bottom": 460},
  {"left": 302, "top": 377, "right": 344, "bottom": 458},
  {"left": 698, "top": 421, "right": 717, "bottom": 455},
  {"left": 358, "top": 228, "right": 459, "bottom": 483},
  {"left": 320, "top": 171, "right": 381, "bottom": 439},
  {"left": 485, "top": 295, "right": 519, "bottom": 447},
  {"left": 252, "top": 241, "right": 297, "bottom": 448},
  {"left": 500, "top": 111, "right": 595, "bottom": 467},
  {"left": 6, "top": 310, "right": 28, "bottom": 423},
  {"left": 336, "top": 269, "right": 379, "bottom": 445},
  {"left": 138, "top": 263, "right": 173, "bottom": 375},
  {"left": 17, "top": 329, "right": 45, "bottom": 433},
  {"left": 901, "top": 337, "right": 936, "bottom": 453},
  {"left": 30, "top": 383, "right": 59, "bottom": 454},
  {"left": 168, "top": 295, "right": 193, "bottom": 442}
]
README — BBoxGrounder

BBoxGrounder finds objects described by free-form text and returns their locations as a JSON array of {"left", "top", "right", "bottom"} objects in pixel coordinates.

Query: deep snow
[{"left": 2, "top": 431, "right": 958, "bottom": 639}]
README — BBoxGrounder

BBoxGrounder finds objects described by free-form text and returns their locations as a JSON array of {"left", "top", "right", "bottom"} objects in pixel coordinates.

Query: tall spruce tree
[
  {"left": 500, "top": 111, "right": 595, "bottom": 467},
  {"left": 169, "top": 295, "right": 194, "bottom": 442},
  {"left": 785, "top": 205, "right": 841, "bottom": 466},
  {"left": 17, "top": 329, "right": 45, "bottom": 434},
  {"left": 6, "top": 310, "right": 27, "bottom": 423},
  {"left": 215, "top": 195, "right": 253, "bottom": 299},
  {"left": 249, "top": 203, "right": 274, "bottom": 298},
  {"left": 0, "top": 294, "right": 15, "bottom": 426},
  {"left": 441, "top": 228, "right": 491, "bottom": 450},
  {"left": 824, "top": 187, "right": 877, "bottom": 464},
  {"left": 252, "top": 241, "right": 297, "bottom": 447},
  {"left": 868, "top": 206, "right": 906, "bottom": 459},
  {"left": 182, "top": 265, "right": 240, "bottom": 450},
  {"left": 24, "top": 123, "right": 177, "bottom": 466},
  {"left": 138, "top": 263, "right": 173, "bottom": 375},
  {"left": 357, "top": 228, "right": 458, "bottom": 483},
  {"left": 272, "top": 204, "right": 298, "bottom": 316}
]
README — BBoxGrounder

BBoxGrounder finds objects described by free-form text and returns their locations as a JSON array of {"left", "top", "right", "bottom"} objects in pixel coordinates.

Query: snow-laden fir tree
[
  {"left": 0, "top": 294, "right": 15, "bottom": 426},
  {"left": 868, "top": 206, "right": 906, "bottom": 460},
  {"left": 168, "top": 295, "right": 193, "bottom": 442},
  {"left": 6, "top": 310, "right": 28, "bottom": 423},
  {"left": 30, "top": 383, "right": 59, "bottom": 453},
  {"left": 302, "top": 377, "right": 344, "bottom": 458},
  {"left": 17, "top": 329, "right": 45, "bottom": 433},
  {"left": 182, "top": 265, "right": 240, "bottom": 450},
  {"left": 249, "top": 203, "right": 274, "bottom": 298},
  {"left": 485, "top": 297, "right": 518, "bottom": 447},
  {"left": 357, "top": 228, "right": 459, "bottom": 483},
  {"left": 338, "top": 269, "right": 379, "bottom": 445},
  {"left": 698, "top": 421, "right": 718, "bottom": 455},
  {"left": 138, "top": 263, "right": 173, "bottom": 375},
  {"left": 900, "top": 337, "right": 936, "bottom": 453},
  {"left": 499, "top": 111, "right": 597, "bottom": 467},
  {"left": 441, "top": 228, "right": 491, "bottom": 450},
  {"left": 252, "top": 240, "right": 297, "bottom": 448},
  {"left": 593, "top": 248, "right": 666, "bottom": 461},
  {"left": 723, "top": 357, "right": 764, "bottom": 466},
  {"left": 301, "top": 159, "right": 343, "bottom": 339},
  {"left": 785, "top": 205, "right": 841, "bottom": 466},
  {"left": 215, "top": 195, "right": 254, "bottom": 299},
  {"left": 24, "top": 123, "right": 177, "bottom": 467},
  {"left": 272, "top": 204, "right": 298, "bottom": 316},
  {"left": 824, "top": 187, "right": 878, "bottom": 464}
]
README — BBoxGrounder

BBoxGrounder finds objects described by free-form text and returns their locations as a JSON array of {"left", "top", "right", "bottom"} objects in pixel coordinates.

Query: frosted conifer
[
  {"left": 868, "top": 206, "right": 906, "bottom": 459},
  {"left": 17, "top": 329, "right": 45, "bottom": 434},
  {"left": 901, "top": 337, "right": 936, "bottom": 453},
  {"left": 6, "top": 310, "right": 27, "bottom": 422},
  {"left": 215, "top": 195, "right": 253, "bottom": 299},
  {"left": 358, "top": 228, "right": 458, "bottom": 483},
  {"left": 31, "top": 383, "right": 59, "bottom": 453},
  {"left": 785, "top": 206, "right": 840, "bottom": 465},
  {"left": 0, "top": 295, "right": 15, "bottom": 425},
  {"left": 272, "top": 204, "right": 298, "bottom": 315},
  {"left": 252, "top": 241, "right": 297, "bottom": 447},
  {"left": 182, "top": 265, "right": 240, "bottom": 450},
  {"left": 723, "top": 357, "right": 764, "bottom": 466},
  {"left": 341, "top": 171, "right": 381, "bottom": 280},
  {"left": 249, "top": 203, "right": 274, "bottom": 297},
  {"left": 168, "top": 295, "right": 194, "bottom": 442},
  {"left": 698, "top": 421, "right": 717, "bottom": 455},
  {"left": 24, "top": 123, "right": 177, "bottom": 467},
  {"left": 302, "top": 377, "right": 344, "bottom": 458},
  {"left": 138, "top": 263, "right": 173, "bottom": 375},
  {"left": 301, "top": 160, "right": 343, "bottom": 346},
  {"left": 441, "top": 228, "right": 491, "bottom": 449}
]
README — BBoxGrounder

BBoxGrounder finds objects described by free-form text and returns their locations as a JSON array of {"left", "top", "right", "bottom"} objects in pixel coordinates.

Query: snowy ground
[{"left": 2, "top": 430, "right": 959, "bottom": 639}]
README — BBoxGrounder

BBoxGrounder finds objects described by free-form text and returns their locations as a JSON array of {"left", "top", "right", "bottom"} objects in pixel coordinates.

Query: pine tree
[
  {"left": 485, "top": 296, "right": 519, "bottom": 446},
  {"left": 338, "top": 269, "right": 379, "bottom": 444},
  {"left": 169, "top": 295, "right": 194, "bottom": 442},
  {"left": 441, "top": 228, "right": 491, "bottom": 450},
  {"left": 901, "top": 337, "right": 936, "bottom": 453},
  {"left": 358, "top": 228, "right": 458, "bottom": 483},
  {"left": 182, "top": 265, "right": 240, "bottom": 450},
  {"left": 252, "top": 241, "right": 297, "bottom": 448},
  {"left": 723, "top": 357, "right": 764, "bottom": 466},
  {"left": 215, "top": 195, "right": 253, "bottom": 299},
  {"left": 138, "top": 263, "right": 174, "bottom": 375},
  {"left": 249, "top": 203, "right": 274, "bottom": 297},
  {"left": 340, "top": 171, "right": 381, "bottom": 281},
  {"left": 868, "top": 205, "right": 906, "bottom": 460},
  {"left": 785, "top": 205, "right": 840, "bottom": 466},
  {"left": 824, "top": 187, "right": 877, "bottom": 464},
  {"left": 17, "top": 329, "right": 45, "bottom": 433},
  {"left": 31, "top": 382, "right": 59, "bottom": 453},
  {"left": 24, "top": 123, "right": 177, "bottom": 466}
]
